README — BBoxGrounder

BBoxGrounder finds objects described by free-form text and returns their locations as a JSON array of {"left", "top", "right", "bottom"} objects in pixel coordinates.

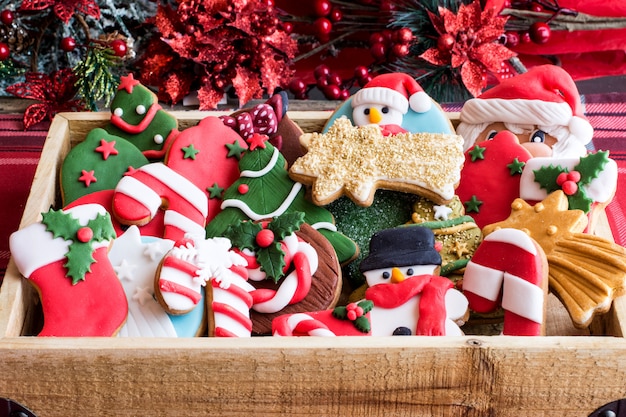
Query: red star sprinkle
[
  {"left": 246, "top": 133, "right": 268, "bottom": 151},
  {"left": 78, "top": 170, "right": 97, "bottom": 187},
  {"left": 95, "top": 139, "right": 119, "bottom": 160},
  {"left": 118, "top": 73, "right": 141, "bottom": 94},
  {"left": 124, "top": 166, "right": 139, "bottom": 176}
]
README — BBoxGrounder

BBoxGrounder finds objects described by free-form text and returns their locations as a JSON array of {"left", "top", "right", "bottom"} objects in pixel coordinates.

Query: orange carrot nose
[
  {"left": 369, "top": 107, "right": 383, "bottom": 124},
  {"left": 391, "top": 267, "right": 405, "bottom": 284}
]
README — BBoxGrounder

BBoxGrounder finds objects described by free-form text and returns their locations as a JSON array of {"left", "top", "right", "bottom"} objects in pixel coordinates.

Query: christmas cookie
[
  {"left": 273, "top": 226, "right": 468, "bottom": 337},
  {"left": 60, "top": 127, "right": 149, "bottom": 206},
  {"left": 112, "top": 161, "right": 209, "bottom": 241},
  {"left": 463, "top": 228, "right": 549, "bottom": 336},
  {"left": 224, "top": 213, "right": 342, "bottom": 335},
  {"left": 519, "top": 151, "right": 618, "bottom": 233},
  {"left": 457, "top": 65, "right": 593, "bottom": 158},
  {"left": 104, "top": 73, "right": 179, "bottom": 159},
  {"left": 289, "top": 117, "right": 465, "bottom": 207},
  {"left": 9, "top": 204, "right": 128, "bottom": 336},
  {"left": 484, "top": 191, "right": 626, "bottom": 328},
  {"left": 323, "top": 73, "right": 455, "bottom": 135},
  {"left": 155, "top": 234, "right": 255, "bottom": 337},
  {"left": 164, "top": 115, "right": 248, "bottom": 223},
  {"left": 108, "top": 226, "right": 206, "bottom": 337},
  {"left": 456, "top": 130, "right": 532, "bottom": 229},
  {"left": 205, "top": 134, "right": 358, "bottom": 266}
]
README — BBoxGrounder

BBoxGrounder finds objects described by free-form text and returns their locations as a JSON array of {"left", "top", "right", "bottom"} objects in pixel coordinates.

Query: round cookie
[{"left": 60, "top": 127, "right": 149, "bottom": 206}]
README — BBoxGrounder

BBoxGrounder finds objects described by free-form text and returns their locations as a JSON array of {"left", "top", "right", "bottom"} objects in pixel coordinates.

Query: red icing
[
  {"left": 32, "top": 247, "right": 127, "bottom": 337},
  {"left": 211, "top": 279, "right": 253, "bottom": 308},
  {"left": 118, "top": 73, "right": 141, "bottom": 93},
  {"left": 159, "top": 279, "right": 203, "bottom": 305},
  {"left": 255, "top": 229, "right": 274, "bottom": 248},
  {"left": 212, "top": 302, "right": 253, "bottom": 332},
  {"left": 95, "top": 139, "right": 119, "bottom": 160},
  {"left": 78, "top": 169, "right": 97, "bottom": 187},
  {"left": 163, "top": 255, "right": 200, "bottom": 278},
  {"left": 238, "top": 184, "right": 249, "bottom": 194},
  {"left": 110, "top": 102, "right": 161, "bottom": 134},
  {"left": 247, "top": 133, "right": 267, "bottom": 150},
  {"left": 76, "top": 227, "right": 93, "bottom": 243}
]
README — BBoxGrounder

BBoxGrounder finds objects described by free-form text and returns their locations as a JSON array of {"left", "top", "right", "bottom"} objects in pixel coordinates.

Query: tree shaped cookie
[
  {"left": 483, "top": 191, "right": 626, "bottom": 328},
  {"left": 289, "top": 117, "right": 464, "bottom": 207}
]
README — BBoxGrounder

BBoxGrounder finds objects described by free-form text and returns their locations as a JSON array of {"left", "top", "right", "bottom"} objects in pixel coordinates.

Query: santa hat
[
  {"left": 351, "top": 73, "right": 432, "bottom": 114},
  {"left": 459, "top": 65, "right": 593, "bottom": 146}
]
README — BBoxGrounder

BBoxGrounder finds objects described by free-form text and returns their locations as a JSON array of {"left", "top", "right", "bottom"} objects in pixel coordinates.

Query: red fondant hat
[{"left": 352, "top": 73, "right": 432, "bottom": 114}]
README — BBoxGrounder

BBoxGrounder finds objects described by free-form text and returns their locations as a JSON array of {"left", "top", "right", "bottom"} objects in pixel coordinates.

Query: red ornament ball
[
  {"left": 529, "top": 22, "right": 551, "bottom": 44},
  {"left": 237, "top": 184, "right": 249, "bottom": 194},
  {"left": 0, "top": 42, "right": 9, "bottom": 61},
  {"left": 110, "top": 39, "right": 128, "bottom": 57},
  {"left": 314, "top": 0, "right": 332, "bottom": 17},
  {"left": 256, "top": 229, "right": 275, "bottom": 248},
  {"left": 60, "top": 37, "right": 76, "bottom": 52},
  {"left": 0, "top": 9, "right": 14, "bottom": 25}
]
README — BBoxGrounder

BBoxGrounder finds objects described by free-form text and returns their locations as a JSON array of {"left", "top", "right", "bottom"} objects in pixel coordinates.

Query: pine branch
[{"left": 73, "top": 46, "right": 120, "bottom": 111}]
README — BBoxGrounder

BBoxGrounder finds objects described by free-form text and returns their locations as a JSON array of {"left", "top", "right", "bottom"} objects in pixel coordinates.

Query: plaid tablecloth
[{"left": 1, "top": 96, "right": 625, "bottom": 282}]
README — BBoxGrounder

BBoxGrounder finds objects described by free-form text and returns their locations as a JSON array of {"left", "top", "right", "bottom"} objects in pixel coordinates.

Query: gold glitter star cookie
[
  {"left": 484, "top": 190, "right": 626, "bottom": 328},
  {"left": 289, "top": 117, "right": 464, "bottom": 207}
]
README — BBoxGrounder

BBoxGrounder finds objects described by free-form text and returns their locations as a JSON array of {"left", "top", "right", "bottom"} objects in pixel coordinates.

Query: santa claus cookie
[
  {"left": 290, "top": 117, "right": 464, "bottom": 207},
  {"left": 456, "top": 65, "right": 593, "bottom": 158},
  {"left": 223, "top": 212, "right": 342, "bottom": 335},
  {"left": 205, "top": 133, "right": 358, "bottom": 266},
  {"left": 60, "top": 127, "right": 149, "bottom": 206},
  {"left": 154, "top": 234, "right": 254, "bottom": 337},
  {"left": 108, "top": 226, "right": 206, "bottom": 337},
  {"left": 484, "top": 191, "right": 626, "bottom": 328},
  {"left": 9, "top": 204, "right": 128, "bottom": 336},
  {"left": 455, "top": 130, "right": 532, "bottom": 229},
  {"left": 104, "top": 73, "right": 179, "bottom": 159},
  {"left": 273, "top": 226, "right": 468, "bottom": 337}
]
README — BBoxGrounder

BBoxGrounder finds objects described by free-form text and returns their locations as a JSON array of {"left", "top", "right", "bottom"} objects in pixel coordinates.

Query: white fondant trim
[
  {"left": 164, "top": 210, "right": 206, "bottom": 237},
  {"left": 141, "top": 163, "right": 209, "bottom": 217},
  {"left": 252, "top": 270, "right": 298, "bottom": 313},
  {"left": 309, "top": 222, "right": 337, "bottom": 232},
  {"left": 116, "top": 176, "right": 162, "bottom": 217},
  {"left": 240, "top": 147, "right": 280, "bottom": 178},
  {"left": 286, "top": 313, "right": 336, "bottom": 337},
  {"left": 484, "top": 228, "right": 537, "bottom": 256},
  {"left": 221, "top": 182, "right": 303, "bottom": 221},
  {"left": 502, "top": 272, "right": 544, "bottom": 324},
  {"left": 463, "top": 262, "right": 504, "bottom": 302}
]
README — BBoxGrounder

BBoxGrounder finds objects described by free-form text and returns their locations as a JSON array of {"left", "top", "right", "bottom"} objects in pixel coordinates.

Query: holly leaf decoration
[
  {"left": 358, "top": 300, "right": 374, "bottom": 314},
  {"left": 567, "top": 190, "right": 593, "bottom": 213},
  {"left": 533, "top": 164, "right": 566, "bottom": 193},
  {"left": 332, "top": 306, "right": 347, "bottom": 319},
  {"left": 354, "top": 316, "right": 371, "bottom": 333},
  {"left": 87, "top": 212, "right": 116, "bottom": 241},
  {"left": 575, "top": 151, "right": 609, "bottom": 187},
  {"left": 268, "top": 212, "right": 305, "bottom": 241},
  {"left": 64, "top": 241, "right": 96, "bottom": 285},
  {"left": 42, "top": 208, "right": 79, "bottom": 239},
  {"left": 256, "top": 241, "right": 286, "bottom": 284},
  {"left": 224, "top": 221, "right": 262, "bottom": 250}
]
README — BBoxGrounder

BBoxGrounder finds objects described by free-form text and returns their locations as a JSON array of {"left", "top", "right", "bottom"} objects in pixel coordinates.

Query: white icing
[
  {"left": 159, "top": 262, "right": 202, "bottom": 312},
  {"left": 10, "top": 204, "right": 110, "bottom": 278},
  {"left": 141, "top": 163, "right": 209, "bottom": 218},
  {"left": 115, "top": 175, "right": 162, "bottom": 217},
  {"left": 154, "top": 134, "right": 164, "bottom": 145},
  {"left": 240, "top": 147, "right": 280, "bottom": 178},
  {"left": 113, "top": 107, "right": 123, "bottom": 117},
  {"left": 107, "top": 226, "right": 178, "bottom": 337},
  {"left": 433, "top": 205, "right": 453, "bottom": 221},
  {"left": 463, "top": 261, "right": 504, "bottom": 302},
  {"left": 136, "top": 104, "right": 146, "bottom": 115},
  {"left": 445, "top": 288, "right": 469, "bottom": 323},
  {"left": 221, "top": 182, "right": 303, "bottom": 221},
  {"left": 285, "top": 313, "right": 336, "bottom": 337},
  {"left": 502, "top": 272, "right": 545, "bottom": 324},
  {"left": 164, "top": 210, "right": 206, "bottom": 238},
  {"left": 309, "top": 222, "right": 337, "bottom": 232},
  {"left": 363, "top": 265, "right": 437, "bottom": 288},
  {"left": 520, "top": 156, "right": 618, "bottom": 204},
  {"left": 370, "top": 296, "right": 420, "bottom": 336}
]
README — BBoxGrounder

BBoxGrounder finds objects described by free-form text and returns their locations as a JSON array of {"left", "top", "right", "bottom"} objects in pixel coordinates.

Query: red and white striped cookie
[
  {"left": 113, "top": 162, "right": 208, "bottom": 241},
  {"left": 462, "top": 228, "right": 549, "bottom": 336}
]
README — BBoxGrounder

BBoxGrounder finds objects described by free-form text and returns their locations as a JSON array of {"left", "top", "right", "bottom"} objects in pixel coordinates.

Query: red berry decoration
[
  {"left": 556, "top": 172, "right": 569, "bottom": 186},
  {"left": 313, "top": 17, "right": 332, "bottom": 40},
  {"left": 394, "top": 28, "right": 414, "bottom": 44},
  {"left": 529, "top": 22, "right": 551, "bottom": 44},
  {"left": 0, "top": 42, "right": 9, "bottom": 61},
  {"left": 0, "top": 9, "right": 14, "bottom": 25},
  {"left": 314, "top": 64, "right": 330, "bottom": 80},
  {"left": 369, "top": 42, "right": 387, "bottom": 61},
  {"left": 567, "top": 170, "right": 581, "bottom": 183},
  {"left": 323, "top": 84, "right": 341, "bottom": 100},
  {"left": 109, "top": 39, "right": 128, "bottom": 57},
  {"left": 391, "top": 43, "right": 410, "bottom": 58},
  {"left": 562, "top": 181, "right": 578, "bottom": 196},
  {"left": 256, "top": 229, "right": 275, "bottom": 248},
  {"left": 354, "top": 65, "right": 369, "bottom": 81},
  {"left": 329, "top": 8, "right": 343, "bottom": 22},
  {"left": 505, "top": 31, "right": 520, "bottom": 47},
  {"left": 437, "top": 34, "right": 455, "bottom": 52},
  {"left": 60, "top": 37, "right": 76, "bottom": 52},
  {"left": 76, "top": 227, "right": 94, "bottom": 243},
  {"left": 288, "top": 78, "right": 306, "bottom": 95},
  {"left": 314, "top": 0, "right": 332, "bottom": 17}
]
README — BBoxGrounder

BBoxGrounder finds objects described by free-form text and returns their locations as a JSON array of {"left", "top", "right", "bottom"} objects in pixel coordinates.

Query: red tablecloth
[{"left": 0, "top": 97, "right": 625, "bottom": 282}]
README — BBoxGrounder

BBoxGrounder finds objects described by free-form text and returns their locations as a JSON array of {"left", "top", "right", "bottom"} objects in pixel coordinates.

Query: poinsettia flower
[
  {"left": 6, "top": 69, "right": 85, "bottom": 130},
  {"left": 20, "top": 0, "right": 100, "bottom": 24},
  {"left": 420, "top": 0, "right": 515, "bottom": 96}
]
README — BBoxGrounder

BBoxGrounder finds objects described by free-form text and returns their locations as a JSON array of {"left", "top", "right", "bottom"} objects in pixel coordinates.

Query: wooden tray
[{"left": 1, "top": 111, "right": 626, "bottom": 417}]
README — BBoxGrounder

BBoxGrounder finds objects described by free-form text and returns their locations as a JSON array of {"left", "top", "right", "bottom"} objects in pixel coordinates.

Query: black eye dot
[
  {"left": 406, "top": 268, "right": 414, "bottom": 276},
  {"left": 381, "top": 106, "right": 389, "bottom": 114},
  {"left": 382, "top": 271, "right": 390, "bottom": 279},
  {"left": 364, "top": 109, "right": 370, "bottom": 115},
  {"left": 487, "top": 130, "right": 498, "bottom": 140},
  {"left": 530, "top": 130, "right": 546, "bottom": 143}
]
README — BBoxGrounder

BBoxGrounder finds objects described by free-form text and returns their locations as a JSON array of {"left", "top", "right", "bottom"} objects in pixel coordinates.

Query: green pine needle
[{"left": 73, "top": 46, "right": 120, "bottom": 111}]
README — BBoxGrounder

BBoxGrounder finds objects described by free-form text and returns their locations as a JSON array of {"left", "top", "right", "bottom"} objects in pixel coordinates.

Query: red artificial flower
[
  {"left": 420, "top": 0, "right": 516, "bottom": 96},
  {"left": 20, "top": 0, "right": 100, "bottom": 24},
  {"left": 6, "top": 69, "right": 85, "bottom": 130}
]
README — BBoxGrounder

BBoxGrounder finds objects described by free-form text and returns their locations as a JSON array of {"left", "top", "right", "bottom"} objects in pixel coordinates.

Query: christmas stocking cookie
[{"left": 9, "top": 204, "right": 128, "bottom": 336}]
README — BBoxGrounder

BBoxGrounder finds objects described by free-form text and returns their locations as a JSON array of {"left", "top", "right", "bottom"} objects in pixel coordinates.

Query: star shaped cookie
[{"left": 289, "top": 117, "right": 464, "bottom": 207}]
